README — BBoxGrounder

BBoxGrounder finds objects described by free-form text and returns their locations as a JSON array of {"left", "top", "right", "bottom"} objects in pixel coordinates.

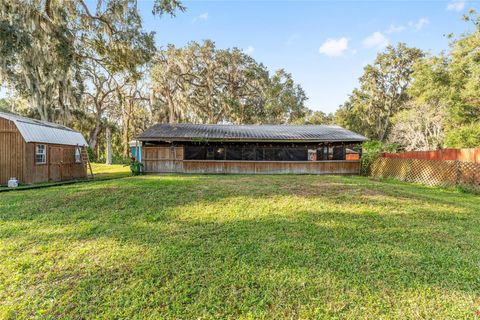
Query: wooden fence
[
  {"left": 382, "top": 148, "right": 480, "bottom": 163},
  {"left": 370, "top": 157, "right": 480, "bottom": 192}
]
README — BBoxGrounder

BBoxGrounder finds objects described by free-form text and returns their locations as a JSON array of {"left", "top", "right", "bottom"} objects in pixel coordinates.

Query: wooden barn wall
[
  {"left": 143, "top": 146, "right": 360, "bottom": 175},
  {"left": 143, "top": 146, "right": 184, "bottom": 173},
  {"left": 61, "top": 146, "right": 88, "bottom": 180},
  {"left": 0, "top": 117, "right": 26, "bottom": 185},
  {"left": 1, "top": 117, "right": 87, "bottom": 185},
  {"left": 25, "top": 143, "right": 48, "bottom": 183},
  {"left": 25, "top": 143, "right": 87, "bottom": 184}
]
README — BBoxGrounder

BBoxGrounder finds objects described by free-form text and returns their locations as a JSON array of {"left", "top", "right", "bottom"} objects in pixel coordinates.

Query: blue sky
[{"left": 139, "top": 0, "right": 476, "bottom": 113}]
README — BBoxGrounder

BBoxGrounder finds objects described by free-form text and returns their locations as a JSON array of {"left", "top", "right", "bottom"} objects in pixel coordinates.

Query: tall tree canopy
[
  {"left": 151, "top": 41, "right": 308, "bottom": 124},
  {"left": 335, "top": 43, "right": 424, "bottom": 141},
  {"left": 407, "top": 10, "right": 480, "bottom": 148},
  {"left": 0, "top": 0, "right": 183, "bottom": 121},
  {"left": 337, "top": 13, "right": 480, "bottom": 150}
]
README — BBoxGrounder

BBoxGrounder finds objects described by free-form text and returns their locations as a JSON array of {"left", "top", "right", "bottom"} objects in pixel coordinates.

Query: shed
[
  {"left": 137, "top": 124, "right": 367, "bottom": 174},
  {"left": 0, "top": 112, "right": 89, "bottom": 185}
]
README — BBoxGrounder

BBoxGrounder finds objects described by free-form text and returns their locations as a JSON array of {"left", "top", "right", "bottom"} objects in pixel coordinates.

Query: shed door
[
  {"left": 49, "top": 146, "right": 63, "bottom": 181},
  {"left": 62, "top": 148, "right": 75, "bottom": 180}
]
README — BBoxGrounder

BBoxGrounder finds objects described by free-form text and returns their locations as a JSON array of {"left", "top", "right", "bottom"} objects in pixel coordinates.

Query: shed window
[
  {"left": 332, "top": 146, "right": 346, "bottom": 160},
  {"left": 75, "top": 147, "right": 82, "bottom": 163},
  {"left": 185, "top": 145, "right": 312, "bottom": 161},
  {"left": 214, "top": 147, "right": 225, "bottom": 160},
  {"left": 242, "top": 148, "right": 256, "bottom": 160},
  {"left": 35, "top": 144, "right": 46, "bottom": 164},
  {"left": 317, "top": 147, "right": 326, "bottom": 160},
  {"left": 206, "top": 147, "right": 215, "bottom": 160},
  {"left": 184, "top": 146, "right": 206, "bottom": 160}
]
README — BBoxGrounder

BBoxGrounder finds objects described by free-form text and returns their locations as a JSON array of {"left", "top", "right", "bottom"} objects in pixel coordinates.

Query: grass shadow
[{"left": 1, "top": 174, "right": 479, "bottom": 318}]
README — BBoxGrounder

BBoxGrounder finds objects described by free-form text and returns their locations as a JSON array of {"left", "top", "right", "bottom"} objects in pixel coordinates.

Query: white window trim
[
  {"left": 35, "top": 144, "right": 47, "bottom": 165},
  {"left": 75, "top": 147, "right": 82, "bottom": 163}
]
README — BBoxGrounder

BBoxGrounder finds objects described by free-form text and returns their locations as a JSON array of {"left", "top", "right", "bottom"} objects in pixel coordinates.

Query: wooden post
[{"left": 105, "top": 127, "right": 112, "bottom": 165}]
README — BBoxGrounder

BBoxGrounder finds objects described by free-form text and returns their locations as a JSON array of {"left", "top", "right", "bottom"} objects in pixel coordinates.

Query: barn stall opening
[{"left": 137, "top": 124, "right": 367, "bottom": 175}]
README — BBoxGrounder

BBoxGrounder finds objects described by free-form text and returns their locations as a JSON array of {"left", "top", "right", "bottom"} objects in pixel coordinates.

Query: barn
[
  {"left": 137, "top": 124, "right": 367, "bottom": 174},
  {"left": 0, "top": 112, "right": 90, "bottom": 185}
]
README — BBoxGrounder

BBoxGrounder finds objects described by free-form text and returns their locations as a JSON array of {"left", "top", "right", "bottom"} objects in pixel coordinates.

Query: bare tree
[
  {"left": 388, "top": 102, "right": 446, "bottom": 151},
  {"left": 83, "top": 63, "right": 117, "bottom": 151}
]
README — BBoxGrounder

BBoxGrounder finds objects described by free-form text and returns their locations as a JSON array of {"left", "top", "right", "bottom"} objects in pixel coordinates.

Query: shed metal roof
[
  {"left": 0, "top": 112, "right": 88, "bottom": 146},
  {"left": 138, "top": 123, "right": 367, "bottom": 143}
]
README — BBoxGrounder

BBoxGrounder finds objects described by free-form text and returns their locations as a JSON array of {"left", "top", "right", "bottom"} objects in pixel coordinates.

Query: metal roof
[
  {"left": 0, "top": 112, "right": 88, "bottom": 146},
  {"left": 138, "top": 123, "right": 367, "bottom": 143}
]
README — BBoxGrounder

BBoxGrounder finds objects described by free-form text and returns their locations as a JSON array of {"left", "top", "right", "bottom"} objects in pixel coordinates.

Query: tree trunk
[
  {"left": 122, "top": 101, "right": 131, "bottom": 156},
  {"left": 34, "top": 97, "right": 48, "bottom": 121},
  {"left": 88, "top": 110, "right": 102, "bottom": 150},
  {"left": 88, "top": 120, "right": 102, "bottom": 150},
  {"left": 166, "top": 93, "right": 177, "bottom": 123},
  {"left": 123, "top": 118, "right": 130, "bottom": 157},
  {"left": 379, "top": 109, "right": 392, "bottom": 141},
  {"left": 105, "top": 127, "right": 112, "bottom": 165}
]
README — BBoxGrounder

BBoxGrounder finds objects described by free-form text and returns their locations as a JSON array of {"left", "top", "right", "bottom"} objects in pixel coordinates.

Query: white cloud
[
  {"left": 243, "top": 45, "right": 255, "bottom": 54},
  {"left": 192, "top": 12, "right": 209, "bottom": 23},
  {"left": 447, "top": 1, "right": 465, "bottom": 11},
  {"left": 363, "top": 32, "right": 389, "bottom": 49},
  {"left": 408, "top": 18, "right": 429, "bottom": 31},
  {"left": 382, "top": 18, "right": 429, "bottom": 36},
  {"left": 318, "top": 37, "right": 349, "bottom": 57},
  {"left": 385, "top": 24, "right": 406, "bottom": 34}
]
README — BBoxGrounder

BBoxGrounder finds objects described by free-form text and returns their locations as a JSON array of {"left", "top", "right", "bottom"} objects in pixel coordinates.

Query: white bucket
[{"left": 7, "top": 178, "right": 18, "bottom": 188}]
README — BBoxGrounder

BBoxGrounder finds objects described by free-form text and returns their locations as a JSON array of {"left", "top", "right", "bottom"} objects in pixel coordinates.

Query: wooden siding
[
  {"left": 24, "top": 143, "right": 87, "bottom": 183},
  {"left": 382, "top": 148, "right": 480, "bottom": 163},
  {"left": 25, "top": 143, "right": 48, "bottom": 183},
  {"left": 143, "top": 146, "right": 360, "bottom": 175},
  {"left": 1, "top": 117, "right": 87, "bottom": 185},
  {"left": 0, "top": 117, "right": 26, "bottom": 185}
]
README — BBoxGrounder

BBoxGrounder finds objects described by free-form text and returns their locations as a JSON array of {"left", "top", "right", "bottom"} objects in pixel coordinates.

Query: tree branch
[{"left": 78, "top": 0, "right": 116, "bottom": 35}]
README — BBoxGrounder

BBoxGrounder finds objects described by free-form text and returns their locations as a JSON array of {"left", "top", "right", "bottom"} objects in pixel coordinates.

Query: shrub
[
  {"left": 112, "top": 154, "right": 131, "bottom": 165},
  {"left": 87, "top": 147, "right": 97, "bottom": 163},
  {"left": 96, "top": 153, "right": 131, "bottom": 165},
  {"left": 444, "top": 123, "right": 480, "bottom": 148},
  {"left": 129, "top": 157, "right": 144, "bottom": 176},
  {"left": 361, "top": 140, "right": 398, "bottom": 175}
]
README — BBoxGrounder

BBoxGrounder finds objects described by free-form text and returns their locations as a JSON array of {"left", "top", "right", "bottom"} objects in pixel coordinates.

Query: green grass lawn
[
  {"left": 0, "top": 163, "right": 129, "bottom": 191},
  {"left": 0, "top": 173, "right": 479, "bottom": 319},
  {"left": 91, "top": 163, "right": 131, "bottom": 179}
]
